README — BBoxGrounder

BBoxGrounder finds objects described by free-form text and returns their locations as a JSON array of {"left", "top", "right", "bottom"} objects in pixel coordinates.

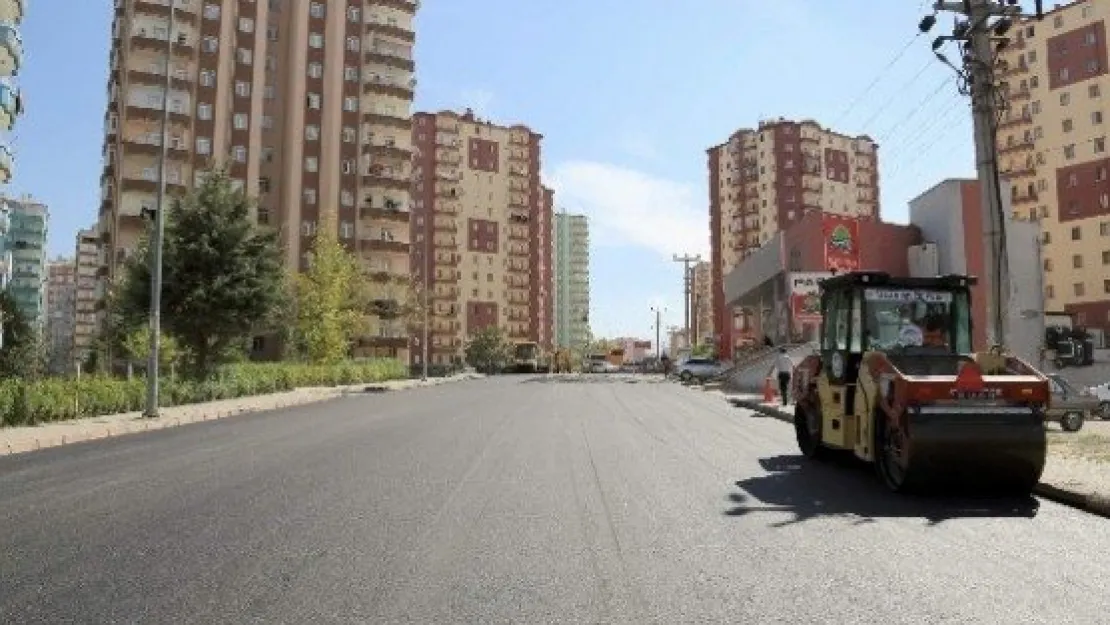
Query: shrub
[{"left": 0, "top": 358, "right": 407, "bottom": 428}]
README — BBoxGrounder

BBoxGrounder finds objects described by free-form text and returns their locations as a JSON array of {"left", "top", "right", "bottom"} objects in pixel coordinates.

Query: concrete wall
[{"left": 782, "top": 210, "right": 919, "bottom": 275}]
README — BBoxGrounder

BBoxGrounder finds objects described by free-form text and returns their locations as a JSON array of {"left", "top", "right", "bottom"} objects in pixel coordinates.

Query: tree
[
  {"left": 0, "top": 290, "right": 44, "bottom": 379},
  {"left": 464, "top": 326, "right": 512, "bottom": 373},
  {"left": 293, "top": 228, "right": 366, "bottom": 364},
  {"left": 117, "top": 166, "right": 286, "bottom": 378},
  {"left": 121, "top": 326, "right": 182, "bottom": 372}
]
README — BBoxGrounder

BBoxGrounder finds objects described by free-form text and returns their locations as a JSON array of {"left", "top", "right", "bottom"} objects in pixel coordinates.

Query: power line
[
  {"left": 856, "top": 56, "right": 937, "bottom": 132},
  {"left": 832, "top": 34, "right": 922, "bottom": 127},
  {"left": 884, "top": 115, "right": 974, "bottom": 181},
  {"left": 876, "top": 75, "right": 955, "bottom": 144},
  {"left": 882, "top": 95, "right": 967, "bottom": 163}
]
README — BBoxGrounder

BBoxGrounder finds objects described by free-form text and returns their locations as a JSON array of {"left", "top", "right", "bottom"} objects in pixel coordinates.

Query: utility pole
[
  {"left": 650, "top": 305, "right": 664, "bottom": 360},
  {"left": 144, "top": 2, "right": 177, "bottom": 418},
  {"left": 921, "top": 0, "right": 1043, "bottom": 348},
  {"left": 672, "top": 253, "right": 701, "bottom": 349},
  {"left": 421, "top": 252, "right": 429, "bottom": 381}
]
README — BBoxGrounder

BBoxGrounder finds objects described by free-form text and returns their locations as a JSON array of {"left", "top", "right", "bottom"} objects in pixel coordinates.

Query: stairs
[{"left": 721, "top": 343, "right": 816, "bottom": 393}]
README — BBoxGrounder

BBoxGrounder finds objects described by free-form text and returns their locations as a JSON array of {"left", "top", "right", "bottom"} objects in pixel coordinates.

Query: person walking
[{"left": 769, "top": 347, "right": 793, "bottom": 407}]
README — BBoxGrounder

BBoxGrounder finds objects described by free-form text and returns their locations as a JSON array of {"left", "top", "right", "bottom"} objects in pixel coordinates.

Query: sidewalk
[
  {"left": 722, "top": 392, "right": 1110, "bottom": 519},
  {"left": 0, "top": 373, "right": 483, "bottom": 457}
]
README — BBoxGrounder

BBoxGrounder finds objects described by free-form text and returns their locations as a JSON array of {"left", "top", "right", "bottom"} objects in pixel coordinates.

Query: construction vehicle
[
  {"left": 791, "top": 272, "right": 1049, "bottom": 494},
  {"left": 510, "top": 341, "right": 551, "bottom": 373},
  {"left": 1045, "top": 324, "right": 1094, "bottom": 368}
]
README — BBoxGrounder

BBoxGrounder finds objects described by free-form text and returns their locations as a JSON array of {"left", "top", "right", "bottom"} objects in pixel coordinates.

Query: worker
[
  {"left": 922, "top": 313, "right": 949, "bottom": 348},
  {"left": 768, "top": 346, "right": 793, "bottom": 407}
]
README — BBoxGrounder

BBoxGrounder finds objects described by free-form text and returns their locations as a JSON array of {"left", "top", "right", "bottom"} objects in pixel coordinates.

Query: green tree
[
  {"left": 464, "top": 326, "right": 512, "bottom": 373},
  {"left": 117, "top": 166, "right": 286, "bottom": 378},
  {"left": 121, "top": 325, "right": 182, "bottom": 372},
  {"left": 0, "top": 290, "right": 44, "bottom": 379},
  {"left": 293, "top": 228, "right": 366, "bottom": 364}
]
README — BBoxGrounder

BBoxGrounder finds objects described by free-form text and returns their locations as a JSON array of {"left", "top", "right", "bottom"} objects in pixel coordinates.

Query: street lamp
[
  {"left": 650, "top": 305, "right": 665, "bottom": 360},
  {"left": 143, "top": 2, "right": 177, "bottom": 418}
]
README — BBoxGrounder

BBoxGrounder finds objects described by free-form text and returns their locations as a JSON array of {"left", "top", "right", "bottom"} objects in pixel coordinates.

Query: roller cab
[{"left": 792, "top": 271, "right": 1049, "bottom": 494}]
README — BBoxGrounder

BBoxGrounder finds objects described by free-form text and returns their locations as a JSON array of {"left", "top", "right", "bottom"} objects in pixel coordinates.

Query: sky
[{"left": 16, "top": 0, "right": 993, "bottom": 343}]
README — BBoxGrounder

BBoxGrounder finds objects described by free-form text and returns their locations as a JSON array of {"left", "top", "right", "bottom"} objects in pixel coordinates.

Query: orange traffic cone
[{"left": 763, "top": 377, "right": 776, "bottom": 403}]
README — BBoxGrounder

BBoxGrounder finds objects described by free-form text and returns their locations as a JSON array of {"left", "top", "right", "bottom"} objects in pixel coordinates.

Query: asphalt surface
[{"left": 1, "top": 374, "right": 1108, "bottom": 624}]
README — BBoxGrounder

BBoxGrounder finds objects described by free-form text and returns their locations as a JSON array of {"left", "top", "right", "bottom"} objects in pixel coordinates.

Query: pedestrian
[{"left": 768, "top": 347, "right": 792, "bottom": 407}]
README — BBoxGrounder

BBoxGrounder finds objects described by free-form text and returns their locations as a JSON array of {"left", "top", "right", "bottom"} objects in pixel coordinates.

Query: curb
[
  {"left": 0, "top": 375, "right": 482, "bottom": 458},
  {"left": 726, "top": 397, "right": 1110, "bottom": 520}
]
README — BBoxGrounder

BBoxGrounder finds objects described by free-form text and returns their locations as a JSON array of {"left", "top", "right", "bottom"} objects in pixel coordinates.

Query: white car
[{"left": 1085, "top": 382, "right": 1110, "bottom": 419}]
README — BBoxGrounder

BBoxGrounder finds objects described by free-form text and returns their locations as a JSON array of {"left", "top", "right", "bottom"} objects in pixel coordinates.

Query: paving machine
[{"left": 791, "top": 272, "right": 1050, "bottom": 494}]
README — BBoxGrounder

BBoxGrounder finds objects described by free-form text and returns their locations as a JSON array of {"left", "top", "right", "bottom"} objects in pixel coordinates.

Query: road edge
[
  {"left": 0, "top": 373, "right": 484, "bottom": 457},
  {"left": 726, "top": 396, "right": 1110, "bottom": 520}
]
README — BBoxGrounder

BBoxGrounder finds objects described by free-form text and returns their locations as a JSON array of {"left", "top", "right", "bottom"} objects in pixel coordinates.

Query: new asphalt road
[{"left": 1, "top": 375, "right": 1108, "bottom": 623}]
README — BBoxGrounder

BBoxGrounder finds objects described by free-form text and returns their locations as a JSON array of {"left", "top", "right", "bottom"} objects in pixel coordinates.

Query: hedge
[{"left": 0, "top": 359, "right": 408, "bottom": 428}]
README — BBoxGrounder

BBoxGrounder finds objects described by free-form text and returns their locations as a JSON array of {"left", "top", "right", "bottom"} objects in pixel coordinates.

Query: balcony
[
  {"left": 122, "top": 132, "right": 190, "bottom": 158},
  {"left": 127, "top": 64, "right": 194, "bottom": 91},
  {"left": 0, "top": 0, "right": 24, "bottom": 25},
  {"left": 363, "top": 73, "right": 414, "bottom": 99},
  {"left": 364, "top": 42, "right": 414, "bottom": 72},
  {"left": 363, "top": 140, "right": 411, "bottom": 160},
  {"left": 0, "top": 81, "right": 20, "bottom": 131},
  {"left": 0, "top": 142, "right": 12, "bottom": 183},
  {"left": 0, "top": 21, "right": 21, "bottom": 77},
  {"left": 362, "top": 169, "right": 410, "bottom": 191},
  {"left": 360, "top": 238, "right": 409, "bottom": 254},
  {"left": 365, "top": 18, "right": 415, "bottom": 43},
  {"left": 360, "top": 202, "right": 409, "bottom": 222},
  {"left": 362, "top": 109, "right": 412, "bottom": 129}
]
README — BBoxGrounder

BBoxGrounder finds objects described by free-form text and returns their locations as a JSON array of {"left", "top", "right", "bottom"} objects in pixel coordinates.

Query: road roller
[{"left": 790, "top": 271, "right": 1050, "bottom": 494}]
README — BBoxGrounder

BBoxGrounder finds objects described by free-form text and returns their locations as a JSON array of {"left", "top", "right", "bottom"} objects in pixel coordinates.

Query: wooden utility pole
[{"left": 672, "top": 253, "right": 701, "bottom": 348}]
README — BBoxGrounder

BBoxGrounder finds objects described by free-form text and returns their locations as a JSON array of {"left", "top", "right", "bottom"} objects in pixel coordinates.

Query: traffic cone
[{"left": 763, "top": 377, "right": 776, "bottom": 403}]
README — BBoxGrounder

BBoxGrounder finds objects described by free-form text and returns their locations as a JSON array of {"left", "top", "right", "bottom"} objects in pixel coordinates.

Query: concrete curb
[
  {"left": 726, "top": 396, "right": 1110, "bottom": 520},
  {"left": 0, "top": 374, "right": 484, "bottom": 458}
]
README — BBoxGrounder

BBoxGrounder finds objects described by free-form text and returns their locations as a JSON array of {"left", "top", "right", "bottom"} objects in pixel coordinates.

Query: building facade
[
  {"left": 99, "top": 0, "right": 419, "bottom": 358},
  {"left": 707, "top": 117, "right": 880, "bottom": 356},
  {"left": 409, "top": 109, "right": 554, "bottom": 365},
  {"left": 552, "top": 211, "right": 590, "bottom": 350},
  {"left": 0, "top": 195, "right": 47, "bottom": 328},
  {"left": 73, "top": 228, "right": 100, "bottom": 363},
  {"left": 45, "top": 259, "right": 77, "bottom": 373},
  {"left": 692, "top": 260, "right": 713, "bottom": 345},
  {"left": 998, "top": 0, "right": 1110, "bottom": 333}
]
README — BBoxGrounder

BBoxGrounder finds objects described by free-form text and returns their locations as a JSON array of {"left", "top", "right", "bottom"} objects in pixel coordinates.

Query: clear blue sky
[{"left": 20, "top": 0, "right": 990, "bottom": 342}]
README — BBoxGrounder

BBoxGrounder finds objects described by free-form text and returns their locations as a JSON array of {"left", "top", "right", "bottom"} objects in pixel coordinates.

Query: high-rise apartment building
[
  {"left": 706, "top": 118, "right": 879, "bottom": 353},
  {"left": 409, "top": 109, "right": 554, "bottom": 365},
  {"left": 99, "top": 0, "right": 418, "bottom": 358},
  {"left": 0, "top": 195, "right": 47, "bottom": 327},
  {"left": 0, "top": 0, "right": 23, "bottom": 186},
  {"left": 45, "top": 259, "right": 77, "bottom": 373},
  {"left": 692, "top": 260, "right": 713, "bottom": 345},
  {"left": 998, "top": 0, "right": 1110, "bottom": 332},
  {"left": 552, "top": 211, "right": 590, "bottom": 349},
  {"left": 74, "top": 228, "right": 100, "bottom": 362}
]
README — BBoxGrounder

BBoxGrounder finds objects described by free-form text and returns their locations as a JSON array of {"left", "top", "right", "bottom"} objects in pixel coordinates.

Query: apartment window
[
  {"left": 306, "top": 62, "right": 323, "bottom": 79},
  {"left": 233, "top": 113, "right": 248, "bottom": 129},
  {"left": 1060, "top": 92, "right": 1070, "bottom": 106},
  {"left": 309, "top": 2, "right": 325, "bottom": 17},
  {"left": 342, "top": 127, "right": 356, "bottom": 143},
  {"left": 344, "top": 66, "right": 359, "bottom": 81},
  {"left": 347, "top": 6, "right": 360, "bottom": 22},
  {"left": 1074, "top": 282, "right": 1086, "bottom": 297},
  {"left": 1089, "top": 60, "right": 1101, "bottom": 74},
  {"left": 199, "top": 70, "right": 215, "bottom": 87},
  {"left": 343, "top": 96, "right": 358, "bottom": 112},
  {"left": 202, "top": 37, "right": 218, "bottom": 53},
  {"left": 340, "top": 222, "right": 355, "bottom": 239},
  {"left": 1073, "top": 254, "right": 1084, "bottom": 269},
  {"left": 195, "top": 137, "right": 211, "bottom": 154},
  {"left": 1072, "top": 226, "right": 1082, "bottom": 240},
  {"left": 1095, "top": 111, "right": 1104, "bottom": 124},
  {"left": 341, "top": 190, "right": 354, "bottom": 207},
  {"left": 197, "top": 103, "right": 212, "bottom": 120},
  {"left": 264, "top": 85, "right": 275, "bottom": 99},
  {"left": 257, "top": 207, "right": 271, "bottom": 225},
  {"left": 305, "top": 125, "right": 319, "bottom": 140},
  {"left": 1104, "top": 250, "right": 1110, "bottom": 265},
  {"left": 203, "top": 3, "right": 219, "bottom": 19},
  {"left": 1102, "top": 221, "right": 1110, "bottom": 236},
  {"left": 232, "top": 146, "right": 247, "bottom": 162},
  {"left": 301, "top": 220, "right": 316, "bottom": 236},
  {"left": 303, "top": 189, "right": 316, "bottom": 205},
  {"left": 346, "top": 37, "right": 360, "bottom": 52},
  {"left": 342, "top": 159, "right": 355, "bottom": 174},
  {"left": 1044, "top": 258, "right": 1053, "bottom": 271},
  {"left": 261, "top": 115, "right": 274, "bottom": 129},
  {"left": 1105, "top": 279, "right": 1110, "bottom": 294},
  {"left": 237, "top": 48, "right": 253, "bottom": 65},
  {"left": 1098, "top": 138, "right": 1107, "bottom": 153},
  {"left": 1045, "top": 285, "right": 1055, "bottom": 299},
  {"left": 304, "top": 157, "right": 318, "bottom": 172},
  {"left": 307, "top": 93, "right": 321, "bottom": 109},
  {"left": 259, "top": 176, "right": 271, "bottom": 193},
  {"left": 1091, "top": 84, "right": 1101, "bottom": 98},
  {"left": 267, "top": 26, "right": 278, "bottom": 41},
  {"left": 308, "top": 33, "right": 324, "bottom": 48},
  {"left": 238, "top": 17, "right": 254, "bottom": 33},
  {"left": 1059, "top": 68, "right": 1070, "bottom": 82},
  {"left": 1064, "top": 144, "right": 1076, "bottom": 159},
  {"left": 235, "top": 81, "right": 250, "bottom": 97},
  {"left": 1063, "top": 118, "right": 1073, "bottom": 132}
]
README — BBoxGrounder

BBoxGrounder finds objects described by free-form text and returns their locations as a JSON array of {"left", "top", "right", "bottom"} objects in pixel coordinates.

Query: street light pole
[
  {"left": 144, "top": 3, "right": 176, "bottom": 418},
  {"left": 421, "top": 247, "right": 429, "bottom": 381},
  {"left": 651, "top": 305, "right": 665, "bottom": 360}
]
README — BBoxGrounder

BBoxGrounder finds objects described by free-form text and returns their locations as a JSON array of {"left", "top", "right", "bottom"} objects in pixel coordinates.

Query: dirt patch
[{"left": 1048, "top": 431, "right": 1110, "bottom": 463}]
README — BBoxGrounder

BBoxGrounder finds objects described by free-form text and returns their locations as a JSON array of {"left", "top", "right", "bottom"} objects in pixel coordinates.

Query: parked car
[
  {"left": 1084, "top": 380, "right": 1110, "bottom": 419},
  {"left": 1047, "top": 373, "right": 1098, "bottom": 432},
  {"left": 585, "top": 359, "right": 618, "bottom": 373},
  {"left": 675, "top": 357, "right": 726, "bottom": 383}
]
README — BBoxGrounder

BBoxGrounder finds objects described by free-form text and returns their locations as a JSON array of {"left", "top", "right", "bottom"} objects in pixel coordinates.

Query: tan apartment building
[
  {"left": 99, "top": 0, "right": 418, "bottom": 359},
  {"left": 74, "top": 228, "right": 100, "bottom": 363},
  {"left": 692, "top": 260, "right": 713, "bottom": 345},
  {"left": 706, "top": 118, "right": 879, "bottom": 356},
  {"left": 998, "top": 0, "right": 1110, "bottom": 334},
  {"left": 410, "top": 109, "right": 554, "bottom": 366},
  {"left": 45, "top": 259, "right": 77, "bottom": 374}
]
